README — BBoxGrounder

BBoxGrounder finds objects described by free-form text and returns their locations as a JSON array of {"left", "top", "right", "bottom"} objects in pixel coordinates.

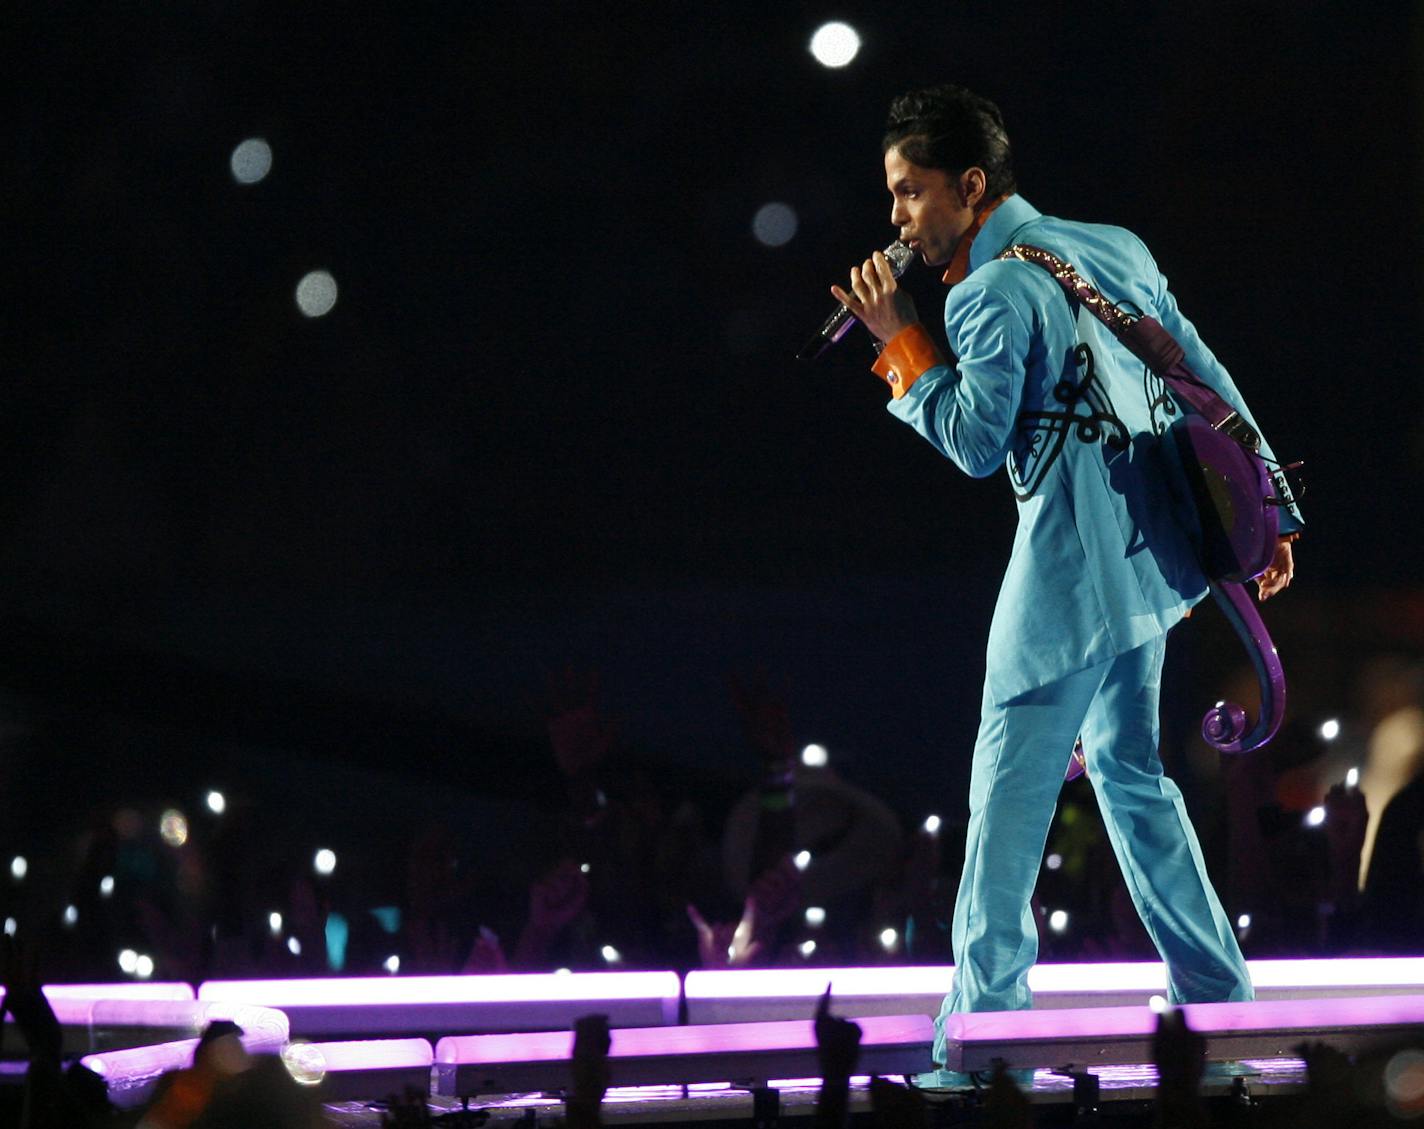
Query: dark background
[{"left": 3, "top": 2, "right": 1421, "bottom": 876}]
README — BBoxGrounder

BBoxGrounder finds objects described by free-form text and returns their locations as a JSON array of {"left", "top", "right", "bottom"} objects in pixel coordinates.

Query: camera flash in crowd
[
  {"left": 1319, "top": 718, "right": 1341, "bottom": 741},
  {"left": 1238, "top": 913, "right": 1252, "bottom": 930},
  {"left": 287, "top": 937, "right": 302, "bottom": 956},
  {"left": 63, "top": 905, "right": 79, "bottom": 927},
  {"left": 808, "top": 20, "right": 861, "bottom": 68},
  {"left": 923, "top": 814, "right": 942, "bottom": 836},
  {"left": 793, "top": 850, "right": 812, "bottom": 871},
  {"left": 801, "top": 744, "right": 828, "bottom": 768},
  {"left": 879, "top": 927, "right": 898, "bottom": 951},
  {"left": 804, "top": 906, "right": 826, "bottom": 928},
  {"left": 314, "top": 848, "right": 337, "bottom": 876},
  {"left": 580, "top": 863, "right": 591, "bottom": 874},
  {"left": 383, "top": 955, "right": 400, "bottom": 974},
  {"left": 269, "top": 912, "right": 283, "bottom": 936},
  {"left": 601, "top": 945, "right": 622, "bottom": 964},
  {"left": 206, "top": 790, "right": 227, "bottom": 815},
  {"left": 99, "top": 875, "right": 115, "bottom": 898},
  {"left": 10, "top": 856, "right": 27, "bottom": 881},
  {"left": 1346, "top": 767, "right": 1360, "bottom": 788},
  {"left": 1048, "top": 910, "right": 1069, "bottom": 933},
  {"left": 159, "top": 809, "right": 189, "bottom": 848},
  {"left": 799, "top": 939, "right": 817, "bottom": 958},
  {"left": 135, "top": 954, "right": 155, "bottom": 979},
  {"left": 118, "top": 949, "right": 139, "bottom": 974},
  {"left": 1305, "top": 806, "right": 1326, "bottom": 827},
  {"left": 1045, "top": 853, "right": 1063, "bottom": 871},
  {"left": 1149, "top": 995, "right": 1170, "bottom": 1014}
]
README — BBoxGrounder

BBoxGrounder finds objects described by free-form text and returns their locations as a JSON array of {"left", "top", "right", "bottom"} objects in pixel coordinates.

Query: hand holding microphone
[{"left": 798, "top": 241, "right": 918, "bottom": 361}]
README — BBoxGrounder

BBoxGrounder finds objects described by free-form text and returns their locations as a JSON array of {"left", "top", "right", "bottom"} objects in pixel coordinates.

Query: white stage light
[
  {"left": 1045, "top": 853, "right": 1063, "bottom": 871},
  {"left": 1238, "top": 913, "right": 1252, "bottom": 930},
  {"left": 1305, "top": 806, "right": 1326, "bottom": 827},
  {"left": 63, "top": 905, "right": 79, "bottom": 927},
  {"left": 879, "top": 927, "right": 898, "bottom": 951},
  {"left": 804, "top": 907, "right": 826, "bottom": 928},
  {"left": 314, "top": 848, "right": 337, "bottom": 876},
  {"left": 1148, "top": 994, "right": 1169, "bottom": 1014},
  {"left": 100, "top": 875, "right": 115, "bottom": 898},
  {"left": 118, "top": 949, "right": 139, "bottom": 974},
  {"left": 135, "top": 954, "right": 155, "bottom": 979},
  {"left": 384, "top": 955, "right": 401, "bottom": 974},
  {"left": 288, "top": 937, "right": 303, "bottom": 956},
  {"left": 296, "top": 271, "right": 338, "bottom": 318},
  {"left": 1346, "top": 767, "right": 1360, "bottom": 788},
  {"left": 10, "top": 856, "right": 27, "bottom": 880},
  {"left": 1048, "top": 910, "right": 1069, "bottom": 933},
  {"left": 809, "top": 21, "right": 861, "bottom": 68},
  {"left": 2, "top": 918, "right": 15, "bottom": 937},
  {"left": 798, "top": 940, "right": 817, "bottom": 958},
  {"left": 159, "top": 809, "right": 189, "bottom": 848},
  {"left": 923, "top": 815, "right": 942, "bottom": 835},
  {"left": 230, "top": 138, "right": 273, "bottom": 185},
  {"left": 269, "top": 912, "right": 283, "bottom": 935},
  {"left": 793, "top": 850, "right": 812, "bottom": 871},
  {"left": 1319, "top": 718, "right": 1341, "bottom": 741},
  {"left": 206, "top": 790, "right": 227, "bottom": 814},
  {"left": 753, "top": 203, "right": 799, "bottom": 248},
  {"left": 601, "top": 945, "right": 622, "bottom": 964}
]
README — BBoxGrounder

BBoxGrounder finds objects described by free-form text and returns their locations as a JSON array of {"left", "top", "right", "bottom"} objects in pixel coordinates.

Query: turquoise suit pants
[{"left": 932, "top": 633, "right": 1252, "bottom": 1067}]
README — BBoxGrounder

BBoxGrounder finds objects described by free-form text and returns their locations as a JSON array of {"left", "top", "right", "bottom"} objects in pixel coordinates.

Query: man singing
[{"left": 830, "top": 84, "right": 1302, "bottom": 1083}]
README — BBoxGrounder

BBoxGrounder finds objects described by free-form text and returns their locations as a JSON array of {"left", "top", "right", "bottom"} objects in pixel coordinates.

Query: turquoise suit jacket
[{"left": 887, "top": 195, "right": 1302, "bottom": 705}]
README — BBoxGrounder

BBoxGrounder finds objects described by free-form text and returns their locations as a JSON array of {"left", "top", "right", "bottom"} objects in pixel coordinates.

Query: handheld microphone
[{"left": 797, "top": 240, "right": 916, "bottom": 362}]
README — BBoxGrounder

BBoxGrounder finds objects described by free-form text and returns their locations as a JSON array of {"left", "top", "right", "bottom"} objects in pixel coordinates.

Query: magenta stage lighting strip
[
  {"left": 281, "top": 1038, "right": 434, "bottom": 1103},
  {"left": 433, "top": 1014, "right": 935, "bottom": 1099},
  {"left": 197, "top": 971, "right": 681, "bottom": 1038},
  {"left": 684, "top": 966, "right": 952, "bottom": 1024},
  {"left": 81, "top": 1024, "right": 291, "bottom": 1110},
  {"left": 4, "top": 997, "right": 289, "bottom": 1058},
  {"left": 940, "top": 993, "right": 1424, "bottom": 1073}
]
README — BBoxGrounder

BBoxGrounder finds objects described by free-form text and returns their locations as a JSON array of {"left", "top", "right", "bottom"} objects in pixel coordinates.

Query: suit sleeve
[
  {"left": 886, "top": 281, "right": 1029, "bottom": 479},
  {"left": 1146, "top": 247, "right": 1304, "bottom": 534}
]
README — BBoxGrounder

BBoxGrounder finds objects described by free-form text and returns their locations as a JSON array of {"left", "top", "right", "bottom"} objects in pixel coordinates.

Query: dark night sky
[{"left": 3, "top": 2, "right": 1421, "bottom": 822}]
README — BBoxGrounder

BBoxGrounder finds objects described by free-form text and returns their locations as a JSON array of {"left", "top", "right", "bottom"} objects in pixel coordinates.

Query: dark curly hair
[{"left": 882, "top": 84, "right": 1017, "bottom": 199}]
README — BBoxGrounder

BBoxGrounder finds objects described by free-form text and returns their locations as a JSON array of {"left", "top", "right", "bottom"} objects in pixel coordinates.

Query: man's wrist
[{"left": 870, "top": 323, "right": 946, "bottom": 399}]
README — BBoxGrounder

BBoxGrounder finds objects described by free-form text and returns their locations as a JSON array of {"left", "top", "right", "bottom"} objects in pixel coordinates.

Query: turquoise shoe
[{"left": 912, "top": 1065, "right": 1038, "bottom": 1091}]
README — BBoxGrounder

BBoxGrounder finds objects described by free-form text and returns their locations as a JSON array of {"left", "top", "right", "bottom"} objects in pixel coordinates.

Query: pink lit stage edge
[{"left": 10, "top": 961, "right": 1421, "bottom": 1123}]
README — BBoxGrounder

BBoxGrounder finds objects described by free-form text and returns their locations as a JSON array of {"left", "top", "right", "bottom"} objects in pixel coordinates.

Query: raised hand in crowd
[
  {"left": 813, "top": 987, "right": 860, "bottom": 1129},
  {"left": 1151, "top": 1008, "right": 1207, "bottom": 1129},
  {"left": 982, "top": 1061, "right": 1032, "bottom": 1129},
  {"left": 405, "top": 825, "right": 473, "bottom": 973},
  {"left": 687, "top": 899, "right": 763, "bottom": 969},
  {"left": 514, "top": 858, "right": 590, "bottom": 968},
  {"left": 1322, "top": 781, "right": 1367, "bottom": 908},
  {"left": 461, "top": 925, "right": 509, "bottom": 974},
  {"left": 1, "top": 935, "right": 61, "bottom": 1065},
  {"left": 747, "top": 856, "right": 803, "bottom": 946},
  {"left": 567, "top": 1013, "right": 612, "bottom": 1129}
]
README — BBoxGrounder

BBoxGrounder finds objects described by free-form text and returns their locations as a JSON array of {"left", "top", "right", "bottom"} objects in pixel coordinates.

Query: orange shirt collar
[{"left": 940, "top": 195, "right": 1009, "bottom": 286}]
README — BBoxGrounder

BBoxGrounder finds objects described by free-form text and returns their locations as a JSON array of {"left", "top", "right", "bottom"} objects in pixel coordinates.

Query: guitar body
[{"left": 1171, "top": 413, "right": 1279, "bottom": 583}]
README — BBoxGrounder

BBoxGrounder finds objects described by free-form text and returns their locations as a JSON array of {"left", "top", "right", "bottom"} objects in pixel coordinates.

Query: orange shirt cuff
[{"left": 871, "top": 323, "right": 946, "bottom": 399}]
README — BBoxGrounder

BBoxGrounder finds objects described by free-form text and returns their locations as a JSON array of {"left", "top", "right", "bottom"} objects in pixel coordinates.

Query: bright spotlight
[
  {"left": 135, "top": 954, "right": 155, "bottom": 979},
  {"left": 800, "top": 743, "right": 828, "bottom": 768},
  {"left": 922, "top": 814, "right": 942, "bottom": 836},
  {"left": 295, "top": 270, "right": 338, "bottom": 318},
  {"left": 1319, "top": 718, "right": 1341, "bottom": 741},
  {"left": 206, "top": 790, "right": 227, "bottom": 815},
  {"left": 798, "top": 939, "right": 817, "bottom": 958},
  {"left": 1305, "top": 806, "right": 1326, "bottom": 828},
  {"left": 269, "top": 912, "right": 283, "bottom": 936},
  {"left": 313, "top": 848, "right": 337, "bottom": 876},
  {"left": 1045, "top": 853, "right": 1063, "bottom": 871},
  {"left": 383, "top": 954, "right": 401, "bottom": 974},
  {"left": 879, "top": 927, "right": 898, "bottom": 950},
  {"left": 99, "top": 875, "right": 115, "bottom": 898},
  {"left": 809, "top": 21, "right": 861, "bottom": 68},
  {"left": 287, "top": 936, "right": 303, "bottom": 956},
  {"left": 63, "top": 905, "right": 79, "bottom": 928},
  {"left": 159, "top": 809, "right": 189, "bottom": 848},
  {"left": 229, "top": 138, "right": 273, "bottom": 185},
  {"left": 10, "top": 856, "right": 27, "bottom": 881},
  {"left": 579, "top": 862, "right": 591, "bottom": 874},
  {"left": 1048, "top": 910, "right": 1069, "bottom": 933},
  {"left": 1237, "top": 913, "right": 1252, "bottom": 930},
  {"left": 601, "top": 945, "right": 622, "bottom": 964},
  {"left": 1346, "top": 767, "right": 1360, "bottom": 788},
  {"left": 804, "top": 906, "right": 826, "bottom": 928},
  {"left": 118, "top": 949, "right": 139, "bottom": 974},
  {"left": 753, "top": 202, "right": 799, "bottom": 248},
  {"left": 793, "top": 850, "right": 812, "bottom": 871}
]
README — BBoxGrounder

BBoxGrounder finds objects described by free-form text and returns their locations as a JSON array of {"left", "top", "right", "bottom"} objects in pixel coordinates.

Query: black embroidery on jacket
[
  {"left": 1008, "top": 343, "right": 1129, "bottom": 501},
  {"left": 1144, "top": 366, "right": 1178, "bottom": 435}
]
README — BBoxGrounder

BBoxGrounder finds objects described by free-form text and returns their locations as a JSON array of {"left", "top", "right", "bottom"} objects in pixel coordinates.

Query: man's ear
[{"left": 960, "top": 167, "right": 988, "bottom": 209}]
